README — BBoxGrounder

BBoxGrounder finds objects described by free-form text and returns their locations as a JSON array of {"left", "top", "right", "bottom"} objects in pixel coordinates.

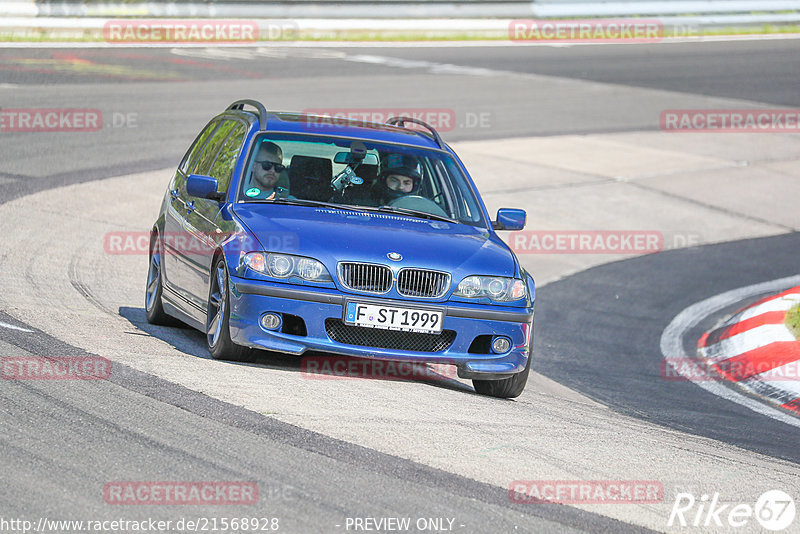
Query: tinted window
[
  {"left": 179, "top": 120, "right": 219, "bottom": 174},
  {"left": 239, "top": 133, "right": 486, "bottom": 227},
  {"left": 208, "top": 122, "right": 247, "bottom": 194},
  {"left": 192, "top": 120, "right": 238, "bottom": 176}
]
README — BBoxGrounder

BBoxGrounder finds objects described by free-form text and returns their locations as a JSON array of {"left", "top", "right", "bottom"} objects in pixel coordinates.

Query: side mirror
[
  {"left": 187, "top": 174, "right": 224, "bottom": 201},
  {"left": 493, "top": 208, "right": 526, "bottom": 231}
]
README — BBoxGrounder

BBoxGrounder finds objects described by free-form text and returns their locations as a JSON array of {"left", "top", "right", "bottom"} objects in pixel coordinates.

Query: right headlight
[
  {"left": 242, "top": 252, "right": 332, "bottom": 283},
  {"left": 453, "top": 275, "right": 526, "bottom": 302}
]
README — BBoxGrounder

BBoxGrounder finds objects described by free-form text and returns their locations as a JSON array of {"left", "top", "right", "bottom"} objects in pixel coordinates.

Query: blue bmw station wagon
[{"left": 146, "top": 100, "right": 535, "bottom": 398}]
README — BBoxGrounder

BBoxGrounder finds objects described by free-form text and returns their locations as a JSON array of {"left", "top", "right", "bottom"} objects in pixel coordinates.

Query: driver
[
  {"left": 371, "top": 165, "right": 421, "bottom": 206},
  {"left": 245, "top": 142, "right": 287, "bottom": 199}
]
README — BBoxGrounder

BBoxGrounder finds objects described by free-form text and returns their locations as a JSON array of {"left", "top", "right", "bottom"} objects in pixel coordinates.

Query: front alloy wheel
[{"left": 207, "top": 257, "right": 251, "bottom": 362}]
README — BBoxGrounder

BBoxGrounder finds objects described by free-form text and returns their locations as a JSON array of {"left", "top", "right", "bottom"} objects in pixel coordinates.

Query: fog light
[
  {"left": 260, "top": 313, "right": 282, "bottom": 331},
  {"left": 491, "top": 336, "right": 511, "bottom": 354}
]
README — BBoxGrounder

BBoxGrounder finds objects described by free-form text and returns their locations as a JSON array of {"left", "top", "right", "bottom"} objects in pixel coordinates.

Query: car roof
[{"left": 224, "top": 110, "right": 446, "bottom": 151}]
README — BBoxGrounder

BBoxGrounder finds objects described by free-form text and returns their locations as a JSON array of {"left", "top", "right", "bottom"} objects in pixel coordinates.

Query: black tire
[
  {"left": 145, "top": 233, "right": 175, "bottom": 326},
  {"left": 473, "top": 333, "right": 533, "bottom": 399},
  {"left": 206, "top": 256, "right": 252, "bottom": 362}
]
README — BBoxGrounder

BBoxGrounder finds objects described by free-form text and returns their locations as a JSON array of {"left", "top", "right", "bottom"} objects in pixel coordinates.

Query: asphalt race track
[
  {"left": 537, "top": 232, "right": 800, "bottom": 461},
  {"left": 1, "top": 40, "right": 800, "bottom": 533}
]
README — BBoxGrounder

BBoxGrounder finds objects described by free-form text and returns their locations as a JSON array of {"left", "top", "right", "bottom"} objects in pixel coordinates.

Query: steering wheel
[{"left": 387, "top": 195, "right": 449, "bottom": 218}]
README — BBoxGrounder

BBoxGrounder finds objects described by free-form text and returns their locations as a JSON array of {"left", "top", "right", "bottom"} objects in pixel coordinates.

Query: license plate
[{"left": 344, "top": 302, "right": 443, "bottom": 334}]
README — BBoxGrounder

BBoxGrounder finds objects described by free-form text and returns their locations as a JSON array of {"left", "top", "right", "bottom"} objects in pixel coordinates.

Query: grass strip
[{"left": 786, "top": 303, "right": 800, "bottom": 341}]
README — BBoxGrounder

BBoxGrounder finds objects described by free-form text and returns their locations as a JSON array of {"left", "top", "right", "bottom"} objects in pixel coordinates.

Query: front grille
[
  {"left": 397, "top": 268, "right": 451, "bottom": 298},
  {"left": 338, "top": 262, "right": 392, "bottom": 294},
  {"left": 325, "top": 319, "right": 456, "bottom": 352}
]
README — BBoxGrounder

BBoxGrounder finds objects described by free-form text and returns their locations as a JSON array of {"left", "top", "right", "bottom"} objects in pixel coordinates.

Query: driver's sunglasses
[{"left": 257, "top": 161, "right": 285, "bottom": 173}]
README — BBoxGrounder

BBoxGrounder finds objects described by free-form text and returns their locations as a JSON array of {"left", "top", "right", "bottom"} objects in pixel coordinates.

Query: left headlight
[
  {"left": 242, "top": 252, "right": 332, "bottom": 282},
  {"left": 453, "top": 275, "right": 526, "bottom": 302}
]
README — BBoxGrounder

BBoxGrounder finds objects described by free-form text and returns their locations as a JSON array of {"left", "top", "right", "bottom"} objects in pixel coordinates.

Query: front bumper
[{"left": 227, "top": 275, "right": 534, "bottom": 379}]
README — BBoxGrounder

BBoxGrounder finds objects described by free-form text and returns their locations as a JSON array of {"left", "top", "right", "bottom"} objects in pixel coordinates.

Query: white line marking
[
  {"left": 0, "top": 321, "right": 34, "bottom": 333},
  {"left": 342, "top": 53, "right": 497, "bottom": 76},
  {"left": 660, "top": 274, "right": 800, "bottom": 428}
]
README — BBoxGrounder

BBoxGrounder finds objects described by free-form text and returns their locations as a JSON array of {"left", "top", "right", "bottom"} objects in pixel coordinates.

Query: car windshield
[{"left": 237, "top": 133, "right": 486, "bottom": 226}]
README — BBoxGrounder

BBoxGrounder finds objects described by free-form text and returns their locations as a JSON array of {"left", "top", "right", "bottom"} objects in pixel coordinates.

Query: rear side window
[
  {"left": 179, "top": 120, "right": 219, "bottom": 174},
  {"left": 191, "top": 120, "right": 238, "bottom": 176},
  {"left": 208, "top": 123, "right": 247, "bottom": 194}
]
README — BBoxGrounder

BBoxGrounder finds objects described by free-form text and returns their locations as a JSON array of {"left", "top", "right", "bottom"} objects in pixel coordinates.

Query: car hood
[{"left": 232, "top": 203, "right": 517, "bottom": 278}]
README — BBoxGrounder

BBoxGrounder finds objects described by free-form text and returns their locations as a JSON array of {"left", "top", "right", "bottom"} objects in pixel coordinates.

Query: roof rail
[
  {"left": 386, "top": 116, "right": 445, "bottom": 149},
  {"left": 227, "top": 99, "right": 268, "bottom": 131}
]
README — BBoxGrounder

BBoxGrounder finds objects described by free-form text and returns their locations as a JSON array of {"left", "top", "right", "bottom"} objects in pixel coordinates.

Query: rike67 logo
[{"left": 668, "top": 490, "right": 796, "bottom": 531}]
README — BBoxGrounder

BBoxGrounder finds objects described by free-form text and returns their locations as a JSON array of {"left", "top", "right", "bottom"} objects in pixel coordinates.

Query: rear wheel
[
  {"left": 473, "top": 335, "right": 533, "bottom": 399},
  {"left": 207, "top": 257, "right": 252, "bottom": 362},
  {"left": 145, "top": 233, "right": 175, "bottom": 325}
]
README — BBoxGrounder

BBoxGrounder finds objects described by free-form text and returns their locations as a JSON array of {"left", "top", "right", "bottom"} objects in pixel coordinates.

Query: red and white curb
[
  {"left": 661, "top": 275, "right": 800, "bottom": 428},
  {"left": 697, "top": 286, "right": 800, "bottom": 413}
]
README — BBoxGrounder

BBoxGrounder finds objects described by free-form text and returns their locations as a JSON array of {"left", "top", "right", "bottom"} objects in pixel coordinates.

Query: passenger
[{"left": 245, "top": 142, "right": 287, "bottom": 199}]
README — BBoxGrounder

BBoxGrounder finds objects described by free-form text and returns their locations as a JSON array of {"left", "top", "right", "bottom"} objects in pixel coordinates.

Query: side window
[
  {"left": 208, "top": 122, "right": 247, "bottom": 194},
  {"left": 179, "top": 120, "right": 219, "bottom": 174},
  {"left": 192, "top": 120, "right": 236, "bottom": 176}
]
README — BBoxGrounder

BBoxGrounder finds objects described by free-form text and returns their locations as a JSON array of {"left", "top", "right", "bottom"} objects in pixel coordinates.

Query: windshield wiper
[
  {"left": 376, "top": 205, "right": 457, "bottom": 224},
  {"left": 245, "top": 197, "right": 456, "bottom": 223},
  {"left": 249, "top": 197, "right": 375, "bottom": 214}
]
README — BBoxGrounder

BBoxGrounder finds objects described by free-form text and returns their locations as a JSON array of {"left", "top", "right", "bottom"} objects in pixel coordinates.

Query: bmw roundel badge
[{"left": 387, "top": 252, "right": 402, "bottom": 261}]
